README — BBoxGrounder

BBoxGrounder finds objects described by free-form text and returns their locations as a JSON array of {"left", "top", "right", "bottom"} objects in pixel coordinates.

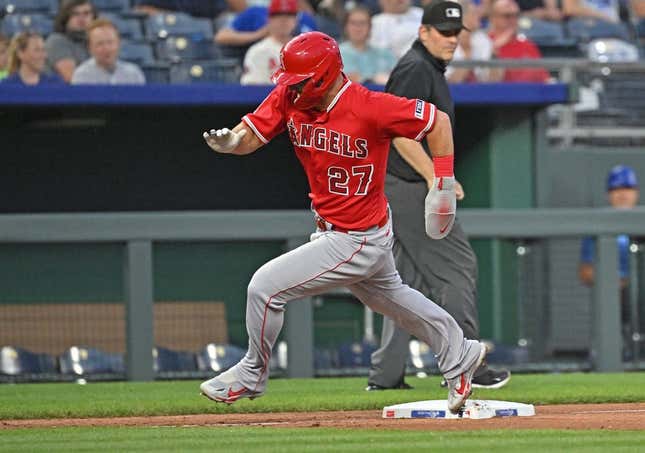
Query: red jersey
[
  {"left": 490, "top": 33, "right": 549, "bottom": 83},
  {"left": 242, "top": 79, "right": 437, "bottom": 230}
]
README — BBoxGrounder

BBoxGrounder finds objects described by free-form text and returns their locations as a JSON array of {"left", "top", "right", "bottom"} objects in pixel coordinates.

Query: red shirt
[
  {"left": 243, "top": 79, "right": 437, "bottom": 230},
  {"left": 490, "top": 33, "right": 549, "bottom": 83}
]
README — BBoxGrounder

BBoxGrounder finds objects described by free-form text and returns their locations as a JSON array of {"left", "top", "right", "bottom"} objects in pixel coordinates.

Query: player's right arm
[
  {"left": 203, "top": 85, "right": 288, "bottom": 155},
  {"left": 202, "top": 122, "right": 263, "bottom": 155}
]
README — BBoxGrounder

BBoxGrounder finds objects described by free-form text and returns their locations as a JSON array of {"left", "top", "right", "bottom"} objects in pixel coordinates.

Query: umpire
[{"left": 366, "top": 0, "right": 511, "bottom": 391}]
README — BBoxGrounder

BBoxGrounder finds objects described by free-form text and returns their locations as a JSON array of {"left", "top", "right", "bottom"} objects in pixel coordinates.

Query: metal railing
[
  {"left": 450, "top": 59, "right": 645, "bottom": 146},
  {"left": 1, "top": 208, "right": 644, "bottom": 379}
]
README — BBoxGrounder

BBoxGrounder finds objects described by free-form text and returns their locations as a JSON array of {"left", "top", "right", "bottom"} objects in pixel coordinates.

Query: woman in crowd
[{"left": 2, "top": 32, "right": 63, "bottom": 85}]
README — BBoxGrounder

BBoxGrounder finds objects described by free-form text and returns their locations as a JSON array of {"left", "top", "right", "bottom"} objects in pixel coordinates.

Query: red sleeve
[
  {"left": 242, "top": 85, "right": 287, "bottom": 144},
  {"left": 372, "top": 91, "right": 437, "bottom": 142}
]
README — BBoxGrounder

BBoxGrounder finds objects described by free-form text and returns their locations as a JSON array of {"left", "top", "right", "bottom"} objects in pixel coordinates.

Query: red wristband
[{"left": 433, "top": 155, "right": 454, "bottom": 177}]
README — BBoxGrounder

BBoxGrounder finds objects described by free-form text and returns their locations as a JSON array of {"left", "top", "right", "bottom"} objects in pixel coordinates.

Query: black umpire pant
[{"left": 368, "top": 173, "right": 484, "bottom": 387}]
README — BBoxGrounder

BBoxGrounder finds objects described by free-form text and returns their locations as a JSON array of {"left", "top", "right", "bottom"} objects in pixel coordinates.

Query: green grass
[
  {"left": 1, "top": 372, "right": 644, "bottom": 420},
  {"left": 1, "top": 427, "right": 644, "bottom": 452}
]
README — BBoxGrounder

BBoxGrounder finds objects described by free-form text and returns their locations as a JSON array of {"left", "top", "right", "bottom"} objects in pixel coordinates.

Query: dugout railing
[{"left": 1, "top": 208, "right": 643, "bottom": 380}]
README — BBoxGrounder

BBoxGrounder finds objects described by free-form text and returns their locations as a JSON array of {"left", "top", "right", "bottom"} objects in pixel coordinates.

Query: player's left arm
[{"left": 392, "top": 137, "right": 465, "bottom": 199}]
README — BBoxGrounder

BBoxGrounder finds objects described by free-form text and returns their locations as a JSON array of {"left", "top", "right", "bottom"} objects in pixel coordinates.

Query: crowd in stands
[{"left": 0, "top": 0, "right": 643, "bottom": 85}]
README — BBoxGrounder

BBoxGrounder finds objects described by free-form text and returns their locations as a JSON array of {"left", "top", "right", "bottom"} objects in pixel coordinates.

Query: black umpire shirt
[{"left": 386, "top": 39, "right": 455, "bottom": 182}]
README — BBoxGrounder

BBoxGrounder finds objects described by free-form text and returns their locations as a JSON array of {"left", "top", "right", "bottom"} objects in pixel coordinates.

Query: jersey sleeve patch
[{"left": 414, "top": 99, "right": 425, "bottom": 120}]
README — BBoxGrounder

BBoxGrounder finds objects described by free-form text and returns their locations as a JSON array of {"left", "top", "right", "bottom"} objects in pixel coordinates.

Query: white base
[{"left": 383, "top": 399, "right": 535, "bottom": 419}]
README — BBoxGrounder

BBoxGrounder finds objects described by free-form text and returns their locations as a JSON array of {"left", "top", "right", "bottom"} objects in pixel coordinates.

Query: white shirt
[
  {"left": 446, "top": 30, "right": 493, "bottom": 82},
  {"left": 369, "top": 7, "right": 424, "bottom": 59},
  {"left": 240, "top": 36, "right": 283, "bottom": 85},
  {"left": 71, "top": 58, "right": 145, "bottom": 85}
]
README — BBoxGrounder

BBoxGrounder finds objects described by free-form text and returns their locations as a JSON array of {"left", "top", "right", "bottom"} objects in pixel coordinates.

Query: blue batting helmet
[{"left": 607, "top": 165, "right": 638, "bottom": 191}]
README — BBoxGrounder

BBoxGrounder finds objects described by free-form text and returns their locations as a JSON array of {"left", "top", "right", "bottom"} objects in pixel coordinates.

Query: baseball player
[{"left": 199, "top": 31, "right": 486, "bottom": 414}]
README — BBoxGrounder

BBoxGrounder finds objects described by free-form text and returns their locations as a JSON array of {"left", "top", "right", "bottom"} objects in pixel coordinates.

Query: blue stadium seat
[
  {"left": 0, "top": 346, "right": 58, "bottom": 375},
  {"left": 120, "top": 40, "right": 155, "bottom": 65},
  {"left": 407, "top": 339, "right": 438, "bottom": 371},
  {"left": 153, "top": 346, "right": 197, "bottom": 372},
  {"left": 99, "top": 12, "right": 143, "bottom": 41},
  {"left": 144, "top": 12, "right": 214, "bottom": 41},
  {"left": 169, "top": 59, "right": 241, "bottom": 83},
  {"left": 565, "top": 18, "right": 630, "bottom": 42},
  {"left": 91, "top": 0, "right": 132, "bottom": 13},
  {"left": 156, "top": 37, "right": 220, "bottom": 62},
  {"left": 196, "top": 343, "right": 246, "bottom": 372},
  {"left": 59, "top": 346, "right": 125, "bottom": 375},
  {"left": 518, "top": 17, "right": 565, "bottom": 44},
  {"left": 636, "top": 18, "right": 645, "bottom": 41},
  {"left": 1, "top": 0, "right": 57, "bottom": 15},
  {"left": 1, "top": 14, "right": 53, "bottom": 36},
  {"left": 337, "top": 340, "right": 377, "bottom": 368},
  {"left": 141, "top": 62, "right": 171, "bottom": 83},
  {"left": 315, "top": 14, "right": 341, "bottom": 40}
]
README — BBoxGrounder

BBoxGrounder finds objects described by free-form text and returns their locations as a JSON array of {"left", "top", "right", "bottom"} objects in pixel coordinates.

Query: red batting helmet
[{"left": 271, "top": 31, "right": 343, "bottom": 109}]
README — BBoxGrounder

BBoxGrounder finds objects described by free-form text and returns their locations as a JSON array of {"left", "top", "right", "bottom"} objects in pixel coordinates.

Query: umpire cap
[
  {"left": 607, "top": 165, "right": 638, "bottom": 191},
  {"left": 422, "top": 0, "right": 469, "bottom": 32}
]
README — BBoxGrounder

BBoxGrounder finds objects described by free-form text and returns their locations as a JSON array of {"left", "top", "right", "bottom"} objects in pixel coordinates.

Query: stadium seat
[
  {"left": 518, "top": 17, "right": 566, "bottom": 44},
  {"left": 587, "top": 38, "right": 639, "bottom": 62},
  {"left": 565, "top": 18, "right": 630, "bottom": 42},
  {"left": 196, "top": 343, "right": 246, "bottom": 372},
  {"left": 169, "top": 59, "right": 242, "bottom": 83},
  {"left": 153, "top": 346, "right": 197, "bottom": 372},
  {"left": 1, "top": 14, "right": 53, "bottom": 36},
  {"left": 0, "top": 346, "right": 58, "bottom": 375},
  {"left": 315, "top": 14, "right": 341, "bottom": 40},
  {"left": 1, "top": 0, "right": 57, "bottom": 15},
  {"left": 144, "top": 12, "right": 214, "bottom": 41},
  {"left": 99, "top": 12, "right": 144, "bottom": 41},
  {"left": 141, "top": 63, "right": 171, "bottom": 83},
  {"left": 59, "top": 346, "right": 125, "bottom": 375},
  {"left": 120, "top": 40, "right": 155, "bottom": 65},
  {"left": 91, "top": 0, "right": 131, "bottom": 13},
  {"left": 407, "top": 339, "right": 438, "bottom": 371},
  {"left": 636, "top": 18, "right": 645, "bottom": 42},
  {"left": 337, "top": 340, "right": 377, "bottom": 368},
  {"left": 155, "top": 37, "right": 220, "bottom": 62}
]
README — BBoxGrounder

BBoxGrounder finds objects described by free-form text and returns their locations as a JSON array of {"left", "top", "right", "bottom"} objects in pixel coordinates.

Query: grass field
[{"left": 2, "top": 373, "right": 645, "bottom": 452}]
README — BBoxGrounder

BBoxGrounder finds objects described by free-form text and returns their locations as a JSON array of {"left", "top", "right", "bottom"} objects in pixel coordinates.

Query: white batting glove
[
  {"left": 424, "top": 176, "right": 456, "bottom": 239},
  {"left": 202, "top": 128, "right": 247, "bottom": 153}
]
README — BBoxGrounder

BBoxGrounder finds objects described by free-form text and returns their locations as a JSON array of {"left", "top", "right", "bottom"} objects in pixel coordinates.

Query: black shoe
[
  {"left": 365, "top": 381, "right": 414, "bottom": 391},
  {"left": 472, "top": 368, "right": 511, "bottom": 389}
]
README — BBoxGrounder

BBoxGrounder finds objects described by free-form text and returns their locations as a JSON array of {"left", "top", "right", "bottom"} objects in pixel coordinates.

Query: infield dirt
[{"left": 2, "top": 403, "right": 644, "bottom": 431}]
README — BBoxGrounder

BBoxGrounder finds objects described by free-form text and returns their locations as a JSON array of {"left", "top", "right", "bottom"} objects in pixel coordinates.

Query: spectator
[
  {"left": 240, "top": 0, "right": 298, "bottom": 84},
  {"left": 562, "top": 0, "right": 620, "bottom": 23},
  {"left": 369, "top": 0, "right": 424, "bottom": 58},
  {"left": 446, "top": 0, "right": 494, "bottom": 83},
  {"left": 133, "top": 0, "right": 247, "bottom": 17},
  {"left": 579, "top": 165, "right": 640, "bottom": 359},
  {"left": 71, "top": 19, "right": 145, "bottom": 84},
  {"left": 488, "top": 0, "right": 550, "bottom": 82},
  {"left": 1, "top": 32, "right": 64, "bottom": 85},
  {"left": 46, "top": 0, "right": 97, "bottom": 83},
  {"left": 339, "top": 6, "right": 397, "bottom": 85},
  {"left": 214, "top": 0, "right": 316, "bottom": 49},
  {"left": 0, "top": 34, "right": 9, "bottom": 81},
  {"left": 630, "top": 0, "right": 645, "bottom": 19}
]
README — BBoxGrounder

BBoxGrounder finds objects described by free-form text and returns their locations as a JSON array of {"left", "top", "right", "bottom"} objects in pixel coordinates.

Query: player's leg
[
  {"left": 347, "top": 249, "right": 486, "bottom": 412},
  {"left": 201, "top": 230, "right": 382, "bottom": 403}
]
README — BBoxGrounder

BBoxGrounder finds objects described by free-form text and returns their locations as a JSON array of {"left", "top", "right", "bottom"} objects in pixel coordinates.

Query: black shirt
[{"left": 385, "top": 40, "right": 455, "bottom": 182}]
